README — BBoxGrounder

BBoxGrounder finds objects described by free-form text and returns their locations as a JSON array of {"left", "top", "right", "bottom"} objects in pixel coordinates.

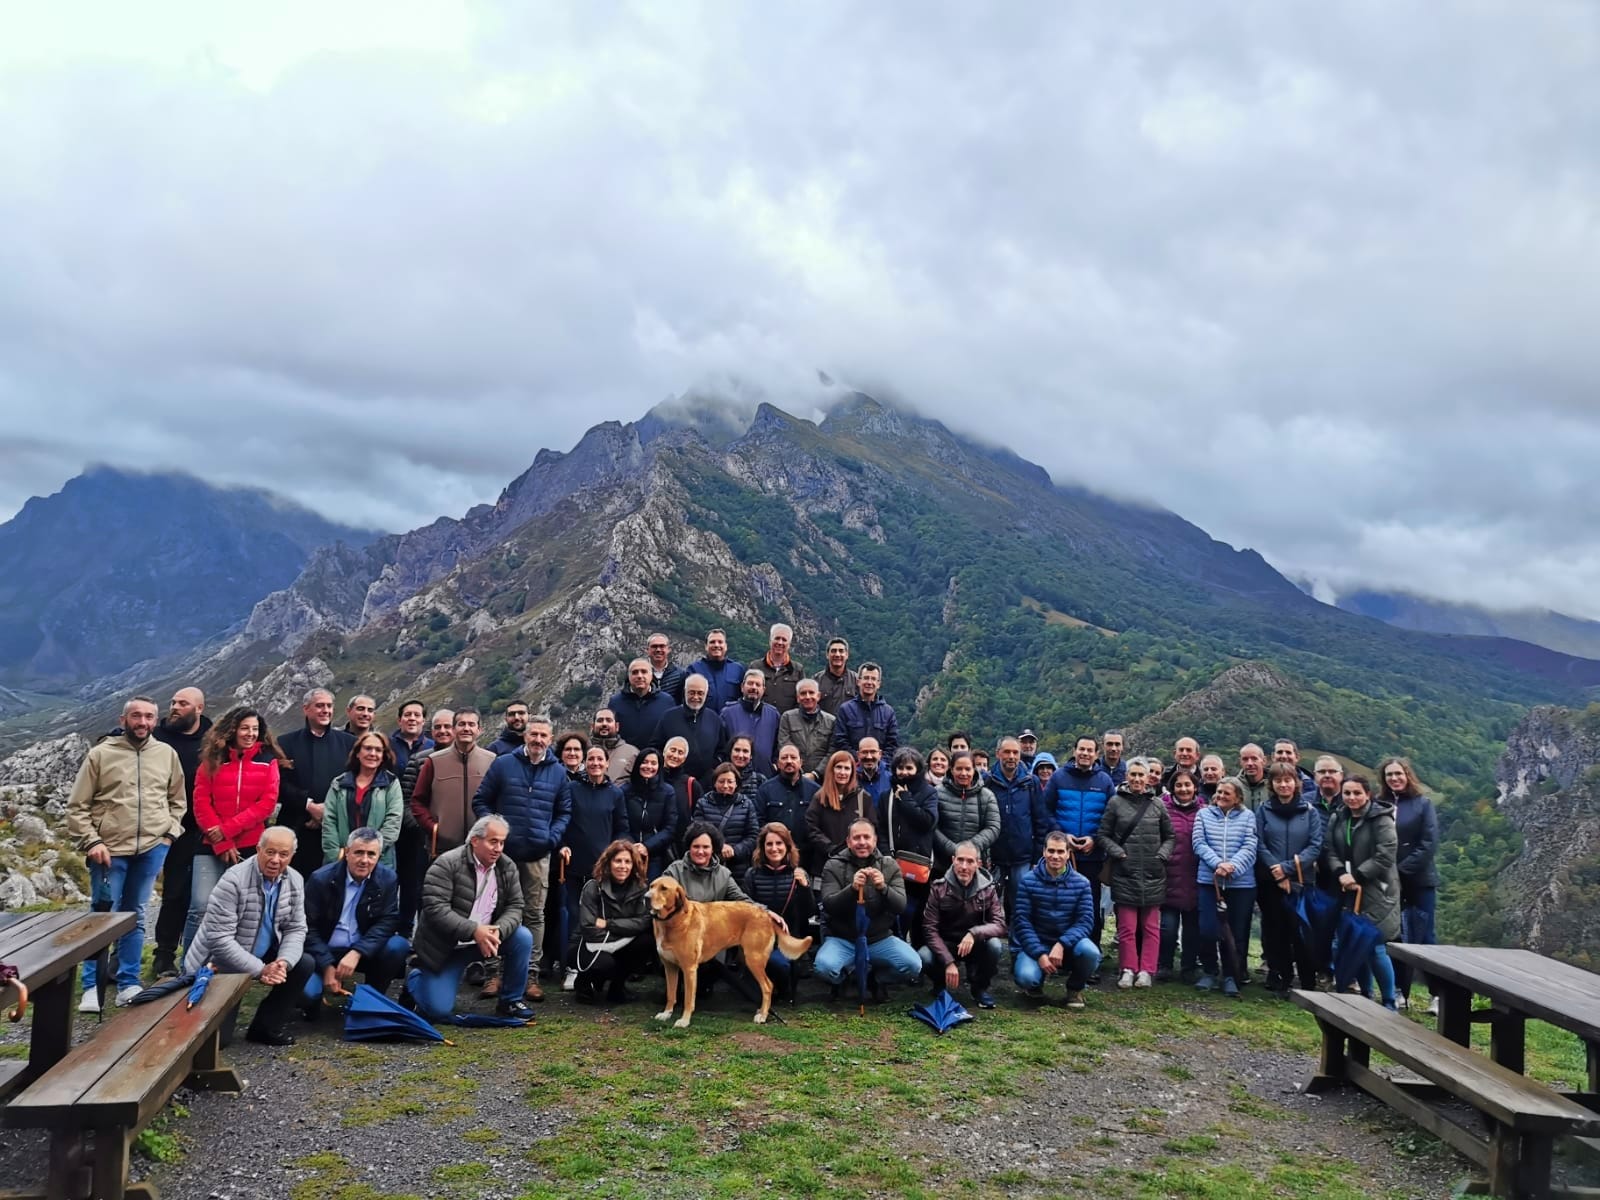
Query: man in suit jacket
[{"left": 301, "top": 827, "right": 409, "bottom": 1014}]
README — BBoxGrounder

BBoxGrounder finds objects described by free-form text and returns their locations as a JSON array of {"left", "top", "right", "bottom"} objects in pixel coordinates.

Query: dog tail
[{"left": 775, "top": 930, "right": 813, "bottom": 958}]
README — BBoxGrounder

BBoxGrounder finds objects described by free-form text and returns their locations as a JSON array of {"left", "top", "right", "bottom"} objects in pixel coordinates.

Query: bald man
[{"left": 151, "top": 685, "right": 212, "bottom": 979}]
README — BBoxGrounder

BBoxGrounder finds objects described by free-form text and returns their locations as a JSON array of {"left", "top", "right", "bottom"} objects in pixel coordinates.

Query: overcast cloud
[{"left": 2, "top": 2, "right": 1598, "bottom": 617}]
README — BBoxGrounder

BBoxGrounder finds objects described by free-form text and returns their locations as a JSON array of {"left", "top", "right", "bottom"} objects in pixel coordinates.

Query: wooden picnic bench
[
  {"left": 0, "top": 910, "right": 136, "bottom": 1104},
  {"left": 0, "top": 970, "right": 252, "bottom": 1200},
  {"left": 1293, "top": 989, "right": 1600, "bottom": 1199}
]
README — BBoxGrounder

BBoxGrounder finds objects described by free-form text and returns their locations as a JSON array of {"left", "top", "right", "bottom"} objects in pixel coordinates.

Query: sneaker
[
  {"left": 973, "top": 990, "right": 996, "bottom": 1010},
  {"left": 151, "top": 952, "right": 178, "bottom": 981},
  {"left": 1382, "top": 998, "right": 1399, "bottom": 1012},
  {"left": 1395, "top": 995, "right": 1409, "bottom": 1011},
  {"left": 1194, "top": 975, "right": 1216, "bottom": 992},
  {"left": 1426, "top": 997, "right": 1440, "bottom": 1016},
  {"left": 1221, "top": 977, "right": 1240, "bottom": 998},
  {"left": 115, "top": 985, "right": 143, "bottom": 1006},
  {"left": 562, "top": 968, "right": 578, "bottom": 993},
  {"left": 1065, "top": 990, "right": 1085, "bottom": 1010},
  {"left": 496, "top": 999, "right": 536, "bottom": 1021},
  {"left": 1134, "top": 971, "right": 1153, "bottom": 989},
  {"left": 1087, "top": 972, "right": 1102, "bottom": 986},
  {"left": 78, "top": 988, "right": 101, "bottom": 1014},
  {"left": 1117, "top": 970, "right": 1135, "bottom": 990}
]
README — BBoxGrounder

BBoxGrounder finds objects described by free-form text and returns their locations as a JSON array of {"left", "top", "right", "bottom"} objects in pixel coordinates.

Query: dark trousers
[
  {"left": 1258, "top": 886, "right": 1318, "bottom": 988},
  {"left": 395, "top": 824, "right": 425, "bottom": 932},
  {"left": 918, "top": 937, "right": 1002, "bottom": 991},
  {"left": 1081, "top": 869, "right": 1107, "bottom": 951},
  {"left": 992, "top": 863, "right": 1024, "bottom": 927},
  {"left": 1198, "top": 885, "right": 1256, "bottom": 983},
  {"left": 573, "top": 938, "right": 654, "bottom": 995},
  {"left": 1394, "top": 882, "right": 1438, "bottom": 999},
  {"left": 1159, "top": 907, "right": 1216, "bottom": 977},
  {"left": 221, "top": 947, "right": 315, "bottom": 1043},
  {"left": 152, "top": 829, "right": 200, "bottom": 959}
]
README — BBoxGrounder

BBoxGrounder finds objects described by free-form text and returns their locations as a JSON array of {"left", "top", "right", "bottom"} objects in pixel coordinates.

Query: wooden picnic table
[
  {"left": 0, "top": 910, "right": 136, "bottom": 1104},
  {"left": 1389, "top": 944, "right": 1600, "bottom": 1090}
]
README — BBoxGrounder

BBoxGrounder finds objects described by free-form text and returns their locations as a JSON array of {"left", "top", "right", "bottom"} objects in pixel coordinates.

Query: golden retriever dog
[{"left": 647, "top": 875, "right": 813, "bottom": 1028}]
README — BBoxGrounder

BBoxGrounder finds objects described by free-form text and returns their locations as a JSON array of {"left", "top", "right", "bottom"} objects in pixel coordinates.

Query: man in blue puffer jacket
[
  {"left": 987, "top": 736, "right": 1042, "bottom": 921},
  {"left": 471, "top": 717, "right": 572, "bottom": 999},
  {"left": 830, "top": 664, "right": 900, "bottom": 757},
  {"left": 1038, "top": 735, "right": 1115, "bottom": 964},
  {"left": 1012, "top": 832, "right": 1101, "bottom": 1008}
]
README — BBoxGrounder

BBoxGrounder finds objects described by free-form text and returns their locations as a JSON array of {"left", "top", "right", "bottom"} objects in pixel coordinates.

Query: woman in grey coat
[
  {"left": 1098, "top": 758, "right": 1175, "bottom": 988},
  {"left": 932, "top": 752, "right": 1000, "bottom": 871},
  {"left": 1321, "top": 774, "right": 1400, "bottom": 1009}
]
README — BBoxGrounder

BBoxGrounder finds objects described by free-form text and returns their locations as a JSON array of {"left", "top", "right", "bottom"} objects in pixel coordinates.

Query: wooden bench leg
[
  {"left": 92, "top": 1128, "right": 132, "bottom": 1200},
  {"left": 1349, "top": 1038, "right": 1370, "bottom": 1069},
  {"left": 185, "top": 1028, "right": 242, "bottom": 1093},
  {"left": 1490, "top": 1009, "right": 1527, "bottom": 1076},
  {"left": 1515, "top": 1134, "right": 1552, "bottom": 1200},
  {"left": 1437, "top": 980, "right": 1473, "bottom": 1047},
  {"left": 27, "top": 975, "right": 74, "bottom": 1084},
  {"left": 1304, "top": 1018, "right": 1347, "bottom": 1093},
  {"left": 1587, "top": 1040, "right": 1599, "bottom": 1094},
  {"left": 1486, "top": 1124, "right": 1521, "bottom": 1198}
]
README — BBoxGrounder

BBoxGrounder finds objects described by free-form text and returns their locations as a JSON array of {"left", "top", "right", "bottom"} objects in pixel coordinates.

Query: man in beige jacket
[{"left": 67, "top": 695, "right": 186, "bottom": 1010}]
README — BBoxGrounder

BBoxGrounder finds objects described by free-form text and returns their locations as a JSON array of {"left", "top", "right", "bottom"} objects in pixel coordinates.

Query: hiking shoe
[
  {"left": 496, "top": 999, "right": 536, "bottom": 1021},
  {"left": 1065, "top": 990, "right": 1086, "bottom": 1010},
  {"left": 478, "top": 976, "right": 501, "bottom": 999},
  {"left": 563, "top": 968, "right": 578, "bottom": 992},
  {"left": 115, "top": 985, "right": 143, "bottom": 1006},
  {"left": 1134, "top": 971, "right": 1153, "bottom": 989},
  {"left": 1117, "top": 970, "right": 1135, "bottom": 990},
  {"left": 1194, "top": 975, "right": 1216, "bottom": 992},
  {"left": 151, "top": 952, "right": 178, "bottom": 980},
  {"left": 524, "top": 977, "right": 545, "bottom": 1002},
  {"left": 1221, "top": 977, "right": 1240, "bottom": 998},
  {"left": 78, "top": 988, "right": 101, "bottom": 1014}
]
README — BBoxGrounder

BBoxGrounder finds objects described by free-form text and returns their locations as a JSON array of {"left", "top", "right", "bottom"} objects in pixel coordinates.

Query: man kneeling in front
[
  {"left": 184, "top": 825, "right": 312, "bottom": 1046},
  {"left": 302, "top": 827, "right": 410, "bottom": 1016},
  {"left": 407, "top": 815, "right": 535, "bottom": 1021},
  {"left": 1012, "top": 830, "right": 1100, "bottom": 1009}
]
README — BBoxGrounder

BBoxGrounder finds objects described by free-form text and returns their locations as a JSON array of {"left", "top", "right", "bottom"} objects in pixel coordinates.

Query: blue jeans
[
  {"left": 1395, "top": 883, "right": 1437, "bottom": 999},
  {"left": 82, "top": 843, "right": 169, "bottom": 991},
  {"left": 1013, "top": 937, "right": 1100, "bottom": 992},
  {"left": 406, "top": 925, "right": 532, "bottom": 1021},
  {"left": 812, "top": 935, "right": 923, "bottom": 986},
  {"left": 303, "top": 935, "right": 412, "bottom": 1004},
  {"left": 1361, "top": 942, "right": 1397, "bottom": 1006},
  {"left": 918, "top": 937, "right": 1004, "bottom": 991},
  {"left": 181, "top": 849, "right": 242, "bottom": 961}
]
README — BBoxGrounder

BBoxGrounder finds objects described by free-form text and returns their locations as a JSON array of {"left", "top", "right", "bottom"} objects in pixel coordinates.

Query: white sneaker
[
  {"left": 116, "top": 985, "right": 143, "bottom": 1006},
  {"left": 1426, "top": 997, "right": 1440, "bottom": 1016},
  {"left": 1395, "top": 995, "right": 1409, "bottom": 1011},
  {"left": 1134, "top": 971, "right": 1153, "bottom": 988},
  {"left": 1118, "top": 970, "right": 1135, "bottom": 990},
  {"left": 562, "top": 968, "right": 578, "bottom": 992},
  {"left": 78, "top": 988, "right": 101, "bottom": 1014}
]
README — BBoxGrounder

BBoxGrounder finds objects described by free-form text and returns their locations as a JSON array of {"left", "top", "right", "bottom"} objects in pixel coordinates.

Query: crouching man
[
  {"left": 184, "top": 825, "right": 312, "bottom": 1046},
  {"left": 814, "top": 819, "right": 922, "bottom": 996},
  {"left": 920, "top": 841, "right": 1007, "bottom": 1009},
  {"left": 406, "top": 816, "right": 535, "bottom": 1021},
  {"left": 1012, "top": 830, "right": 1100, "bottom": 1009},
  {"left": 302, "top": 827, "right": 410, "bottom": 1015}
]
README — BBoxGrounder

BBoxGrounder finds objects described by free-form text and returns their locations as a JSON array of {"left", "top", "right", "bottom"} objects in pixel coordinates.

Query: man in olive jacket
[
  {"left": 406, "top": 815, "right": 535, "bottom": 1021},
  {"left": 813, "top": 819, "right": 923, "bottom": 993}
]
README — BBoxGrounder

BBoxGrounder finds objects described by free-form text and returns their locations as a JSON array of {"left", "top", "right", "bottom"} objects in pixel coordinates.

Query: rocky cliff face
[
  {"left": 1496, "top": 705, "right": 1600, "bottom": 965},
  {"left": 0, "top": 734, "right": 93, "bottom": 907}
]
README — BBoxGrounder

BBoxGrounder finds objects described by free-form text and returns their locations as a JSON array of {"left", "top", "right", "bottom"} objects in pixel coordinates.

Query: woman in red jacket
[{"left": 179, "top": 706, "right": 289, "bottom": 960}]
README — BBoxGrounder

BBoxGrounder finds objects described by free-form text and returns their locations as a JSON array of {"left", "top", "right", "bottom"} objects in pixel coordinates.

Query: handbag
[{"left": 884, "top": 785, "right": 932, "bottom": 883}]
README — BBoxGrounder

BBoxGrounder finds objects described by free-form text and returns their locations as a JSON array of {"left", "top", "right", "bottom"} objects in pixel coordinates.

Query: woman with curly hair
[
  {"left": 181, "top": 706, "right": 289, "bottom": 957},
  {"left": 571, "top": 839, "right": 653, "bottom": 1004},
  {"left": 742, "top": 822, "right": 816, "bottom": 1002},
  {"left": 1380, "top": 757, "right": 1439, "bottom": 1012}
]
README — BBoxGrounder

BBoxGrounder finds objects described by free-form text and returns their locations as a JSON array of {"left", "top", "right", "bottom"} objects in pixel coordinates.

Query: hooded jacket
[
  {"left": 820, "top": 848, "right": 907, "bottom": 944},
  {"left": 66, "top": 733, "right": 187, "bottom": 858},
  {"left": 1255, "top": 792, "right": 1325, "bottom": 894},
  {"left": 193, "top": 746, "right": 281, "bottom": 856},
  {"left": 471, "top": 745, "right": 573, "bottom": 863},
  {"left": 933, "top": 777, "right": 1001, "bottom": 865},
  {"left": 922, "top": 866, "right": 1007, "bottom": 969},
  {"left": 1012, "top": 858, "right": 1095, "bottom": 958},
  {"left": 1322, "top": 798, "right": 1401, "bottom": 940},
  {"left": 663, "top": 854, "right": 751, "bottom": 904},
  {"left": 1098, "top": 785, "right": 1176, "bottom": 909}
]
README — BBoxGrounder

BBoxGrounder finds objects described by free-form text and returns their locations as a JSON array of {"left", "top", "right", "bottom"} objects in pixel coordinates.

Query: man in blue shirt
[{"left": 301, "top": 827, "right": 409, "bottom": 1014}]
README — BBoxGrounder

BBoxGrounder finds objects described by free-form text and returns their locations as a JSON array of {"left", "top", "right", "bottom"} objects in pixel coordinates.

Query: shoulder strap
[{"left": 1127, "top": 794, "right": 1158, "bottom": 833}]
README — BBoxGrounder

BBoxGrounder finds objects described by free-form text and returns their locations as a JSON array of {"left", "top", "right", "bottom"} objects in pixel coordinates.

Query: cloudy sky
[{"left": 2, "top": 2, "right": 1598, "bottom": 617}]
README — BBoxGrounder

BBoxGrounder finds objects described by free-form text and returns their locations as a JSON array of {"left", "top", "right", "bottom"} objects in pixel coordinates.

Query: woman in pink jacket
[{"left": 179, "top": 706, "right": 288, "bottom": 961}]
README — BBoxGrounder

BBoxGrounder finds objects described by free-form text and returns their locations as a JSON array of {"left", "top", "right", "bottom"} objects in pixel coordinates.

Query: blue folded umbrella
[
  {"left": 853, "top": 880, "right": 872, "bottom": 1015},
  {"left": 185, "top": 964, "right": 214, "bottom": 1010},
  {"left": 909, "top": 990, "right": 975, "bottom": 1034},
  {"left": 1290, "top": 886, "right": 1342, "bottom": 975},
  {"left": 125, "top": 974, "right": 195, "bottom": 1005},
  {"left": 343, "top": 983, "right": 447, "bottom": 1043},
  {"left": 444, "top": 1012, "right": 535, "bottom": 1028},
  {"left": 1331, "top": 889, "right": 1384, "bottom": 992}
]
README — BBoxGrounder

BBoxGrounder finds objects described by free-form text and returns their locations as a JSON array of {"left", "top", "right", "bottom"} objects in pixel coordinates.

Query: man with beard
[
  {"left": 277, "top": 688, "right": 357, "bottom": 880},
  {"left": 754, "top": 623, "right": 806, "bottom": 718},
  {"left": 652, "top": 673, "right": 724, "bottom": 780},
  {"left": 776, "top": 678, "right": 836, "bottom": 774},
  {"left": 487, "top": 702, "right": 529, "bottom": 757},
  {"left": 719, "top": 669, "right": 780, "bottom": 774},
  {"left": 854, "top": 737, "right": 892, "bottom": 809},
  {"left": 756, "top": 743, "right": 819, "bottom": 845},
  {"left": 590, "top": 708, "right": 638, "bottom": 782},
  {"left": 811, "top": 636, "right": 857, "bottom": 716},
  {"left": 687, "top": 628, "right": 746, "bottom": 713},
  {"left": 151, "top": 686, "right": 211, "bottom": 979},
  {"left": 69, "top": 696, "right": 187, "bottom": 1009}
]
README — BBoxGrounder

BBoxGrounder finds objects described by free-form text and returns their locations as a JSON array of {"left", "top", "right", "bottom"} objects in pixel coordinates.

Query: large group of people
[{"left": 62, "top": 623, "right": 1442, "bottom": 1045}]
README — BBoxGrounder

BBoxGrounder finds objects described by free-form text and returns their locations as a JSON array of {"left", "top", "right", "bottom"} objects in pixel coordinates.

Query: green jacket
[
  {"left": 322, "top": 771, "right": 405, "bottom": 867},
  {"left": 1321, "top": 799, "right": 1400, "bottom": 940}
]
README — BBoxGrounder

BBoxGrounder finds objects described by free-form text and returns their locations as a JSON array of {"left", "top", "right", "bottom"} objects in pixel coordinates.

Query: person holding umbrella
[
  {"left": 1322, "top": 775, "right": 1402, "bottom": 1009},
  {"left": 1193, "top": 778, "right": 1258, "bottom": 997},
  {"left": 814, "top": 819, "right": 922, "bottom": 1001},
  {"left": 1255, "top": 763, "right": 1325, "bottom": 998}
]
